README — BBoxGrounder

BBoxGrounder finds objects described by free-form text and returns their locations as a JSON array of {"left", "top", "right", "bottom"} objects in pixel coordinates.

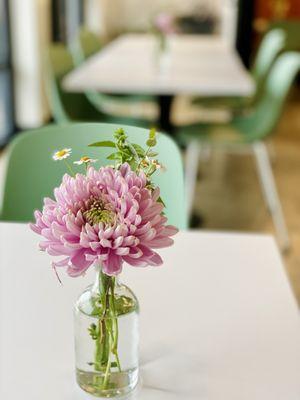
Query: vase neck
[{"left": 92, "top": 265, "right": 120, "bottom": 295}]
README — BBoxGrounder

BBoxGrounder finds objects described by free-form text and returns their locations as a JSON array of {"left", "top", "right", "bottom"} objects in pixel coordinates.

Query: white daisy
[
  {"left": 141, "top": 157, "right": 150, "bottom": 168},
  {"left": 53, "top": 148, "right": 72, "bottom": 161},
  {"left": 151, "top": 159, "right": 166, "bottom": 171},
  {"left": 73, "top": 156, "right": 98, "bottom": 165}
]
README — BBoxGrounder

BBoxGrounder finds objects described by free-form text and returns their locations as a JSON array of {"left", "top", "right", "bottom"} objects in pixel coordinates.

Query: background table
[
  {"left": 63, "top": 34, "right": 254, "bottom": 132},
  {"left": 1, "top": 223, "right": 300, "bottom": 400}
]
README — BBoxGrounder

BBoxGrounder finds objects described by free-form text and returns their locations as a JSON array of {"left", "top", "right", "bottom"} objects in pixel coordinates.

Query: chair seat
[
  {"left": 86, "top": 92, "right": 156, "bottom": 112},
  {"left": 101, "top": 93, "right": 156, "bottom": 103},
  {"left": 192, "top": 95, "right": 251, "bottom": 111},
  {"left": 58, "top": 90, "right": 152, "bottom": 128}
]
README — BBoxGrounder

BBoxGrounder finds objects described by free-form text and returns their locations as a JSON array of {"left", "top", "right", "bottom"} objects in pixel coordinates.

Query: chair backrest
[
  {"left": 251, "top": 28, "right": 286, "bottom": 100},
  {"left": 71, "top": 27, "right": 102, "bottom": 65},
  {"left": 236, "top": 52, "right": 300, "bottom": 141},
  {"left": 0, "top": 123, "right": 187, "bottom": 229},
  {"left": 47, "top": 44, "right": 105, "bottom": 122},
  {"left": 269, "top": 20, "right": 300, "bottom": 52},
  {"left": 46, "top": 44, "right": 73, "bottom": 122}
]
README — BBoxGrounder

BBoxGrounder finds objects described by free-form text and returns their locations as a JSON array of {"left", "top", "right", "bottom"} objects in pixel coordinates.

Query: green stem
[
  {"left": 102, "top": 346, "right": 111, "bottom": 389},
  {"left": 63, "top": 159, "right": 75, "bottom": 176},
  {"left": 110, "top": 279, "right": 121, "bottom": 372},
  {"left": 114, "top": 352, "right": 121, "bottom": 374},
  {"left": 92, "top": 270, "right": 122, "bottom": 390}
]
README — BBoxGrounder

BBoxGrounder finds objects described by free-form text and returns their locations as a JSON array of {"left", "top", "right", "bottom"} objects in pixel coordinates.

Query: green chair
[
  {"left": 0, "top": 123, "right": 187, "bottom": 229},
  {"left": 177, "top": 52, "right": 300, "bottom": 250},
  {"left": 192, "top": 28, "right": 286, "bottom": 112},
  {"left": 70, "top": 27, "right": 156, "bottom": 107},
  {"left": 71, "top": 27, "right": 103, "bottom": 65},
  {"left": 47, "top": 44, "right": 151, "bottom": 127},
  {"left": 269, "top": 20, "right": 300, "bottom": 51}
]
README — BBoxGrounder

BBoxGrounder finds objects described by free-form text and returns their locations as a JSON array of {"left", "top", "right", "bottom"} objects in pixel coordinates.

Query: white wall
[
  {"left": 101, "top": 0, "right": 217, "bottom": 34},
  {"left": 9, "top": 0, "right": 51, "bottom": 128},
  {"left": 98, "top": 0, "right": 237, "bottom": 45},
  {"left": 84, "top": 0, "right": 105, "bottom": 35},
  {"left": 218, "top": 0, "right": 238, "bottom": 45}
]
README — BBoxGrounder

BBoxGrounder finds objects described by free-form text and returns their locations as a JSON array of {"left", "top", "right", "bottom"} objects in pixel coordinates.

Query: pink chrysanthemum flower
[{"left": 30, "top": 163, "right": 178, "bottom": 277}]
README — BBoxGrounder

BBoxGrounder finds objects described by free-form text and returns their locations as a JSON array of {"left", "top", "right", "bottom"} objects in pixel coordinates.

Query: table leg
[{"left": 158, "top": 95, "right": 174, "bottom": 134}]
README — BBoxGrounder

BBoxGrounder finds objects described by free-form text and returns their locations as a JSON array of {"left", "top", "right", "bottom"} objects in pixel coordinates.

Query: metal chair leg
[
  {"left": 253, "top": 141, "right": 290, "bottom": 252},
  {"left": 185, "top": 140, "right": 202, "bottom": 217}
]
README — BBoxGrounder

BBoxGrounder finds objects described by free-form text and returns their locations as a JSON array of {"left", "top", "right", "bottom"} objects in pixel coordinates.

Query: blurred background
[{"left": 1, "top": 0, "right": 300, "bottom": 302}]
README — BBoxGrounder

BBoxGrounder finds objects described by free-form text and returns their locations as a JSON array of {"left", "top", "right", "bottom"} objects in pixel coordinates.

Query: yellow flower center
[
  {"left": 83, "top": 199, "right": 115, "bottom": 226},
  {"left": 56, "top": 150, "right": 67, "bottom": 157},
  {"left": 81, "top": 156, "right": 90, "bottom": 162}
]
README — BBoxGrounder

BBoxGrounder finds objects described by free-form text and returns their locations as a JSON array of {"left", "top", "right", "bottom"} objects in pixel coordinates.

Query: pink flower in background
[
  {"left": 154, "top": 13, "right": 176, "bottom": 35},
  {"left": 30, "top": 164, "right": 178, "bottom": 277}
]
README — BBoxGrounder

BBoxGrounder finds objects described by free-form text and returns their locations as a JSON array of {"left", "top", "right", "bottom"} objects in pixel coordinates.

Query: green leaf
[
  {"left": 114, "top": 295, "right": 137, "bottom": 315},
  {"left": 128, "top": 160, "right": 138, "bottom": 170},
  {"left": 126, "top": 143, "right": 139, "bottom": 160},
  {"left": 147, "top": 151, "right": 158, "bottom": 157},
  {"left": 149, "top": 127, "right": 157, "bottom": 139},
  {"left": 110, "top": 362, "right": 118, "bottom": 368},
  {"left": 88, "top": 323, "right": 98, "bottom": 340},
  {"left": 146, "top": 139, "right": 157, "bottom": 147},
  {"left": 132, "top": 144, "right": 145, "bottom": 157},
  {"left": 114, "top": 128, "right": 125, "bottom": 136},
  {"left": 157, "top": 196, "right": 166, "bottom": 207},
  {"left": 107, "top": 152, "right": 122, "bottom": 160},
  {"left": 146, "top": 164, "right": 156, "bottom": 176},
  {"left": 121, "top": 147, "right": 132, "bottom": 157},
  {"left": 88, "top": 141, "right": 116, "bottom": 148},
  {"left": 114, "top": 128, "right": 127, "bottom": 143}
]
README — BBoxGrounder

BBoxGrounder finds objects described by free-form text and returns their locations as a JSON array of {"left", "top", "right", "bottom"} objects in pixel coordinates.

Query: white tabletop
[
  {"left": 1, "top": 223, "right": 300, "bottom": 400},
  {"left": 63, "top": 34, "right": 254, "bottom": 96}
]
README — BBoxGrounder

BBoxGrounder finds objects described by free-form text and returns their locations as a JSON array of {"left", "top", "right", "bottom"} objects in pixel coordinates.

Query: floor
[{"left": 178, "top": 89, "right": 300, "bottom": 305}]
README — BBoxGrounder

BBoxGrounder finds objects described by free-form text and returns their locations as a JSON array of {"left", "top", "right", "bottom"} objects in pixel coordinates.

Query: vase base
[{"left": 76, "top": 367, "right": 138, "bottom": 398}]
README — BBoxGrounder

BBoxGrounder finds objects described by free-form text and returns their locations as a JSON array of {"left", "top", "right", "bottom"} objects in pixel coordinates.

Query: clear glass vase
[
  {"left": 74, "top": 266, "right": 139, "bottom": 397},
  {"left": 153, "top": 33, "right": 171, "bottom": 74}
]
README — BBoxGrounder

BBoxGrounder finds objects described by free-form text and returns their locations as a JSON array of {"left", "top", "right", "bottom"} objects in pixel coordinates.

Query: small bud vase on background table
[{"left": 151, "top": 12, "right": 177, "bottom": 74}]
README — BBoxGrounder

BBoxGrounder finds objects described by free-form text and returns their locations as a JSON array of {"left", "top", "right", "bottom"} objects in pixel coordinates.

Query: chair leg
[
  {"left": 200, "top": 146, "right": 212, "bottom": 162},
  {"left": 253, "top": 142, "right": 290, "bottom": 252},
  {"left": 185, "top": 140, "right": 203, "bottom": 218}
]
